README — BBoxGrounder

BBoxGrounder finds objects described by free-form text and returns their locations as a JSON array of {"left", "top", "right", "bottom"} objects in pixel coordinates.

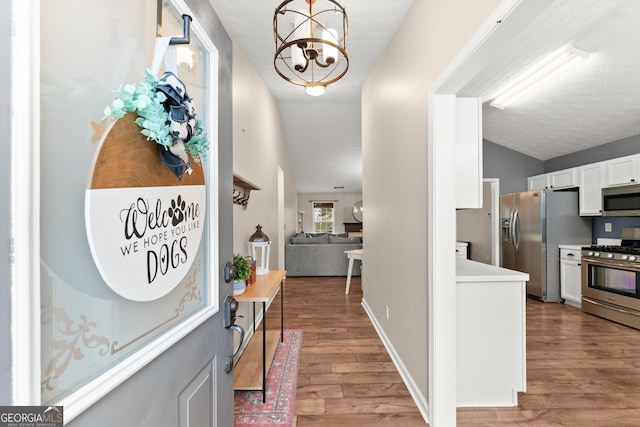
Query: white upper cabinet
[
  {"left": 527, "top": 154, "right": 640, "bottom": 216},
  {"left": 605, "top": 154, "right": 639, "bottom": 187},
  {"left": 528, "top": 169, "right": 579, "bottom": 191},
  {"left": 528, "top": 173, "right": 549, "bottom": 190},
  {"left": 549, "top": 168, "right": 578, "bottom": 189},
  {"left": 455, "top": 98, "right": 483, "bottom": 209},
  {"left": 579, "top": 162, "right": 605, "bottom": 216}
]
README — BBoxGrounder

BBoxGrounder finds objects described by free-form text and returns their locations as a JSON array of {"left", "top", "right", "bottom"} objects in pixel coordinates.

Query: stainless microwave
[{"left": 602, "top": 184, "right": 640, "bottom": 216}]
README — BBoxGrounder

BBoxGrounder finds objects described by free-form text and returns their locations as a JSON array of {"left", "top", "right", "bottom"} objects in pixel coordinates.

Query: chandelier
[{"left": 274, "top": 0, "right": 349, "bottom": 96}]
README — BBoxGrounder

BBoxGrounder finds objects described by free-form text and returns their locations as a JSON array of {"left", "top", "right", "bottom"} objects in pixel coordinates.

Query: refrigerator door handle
[
  {"left": 512, "top": 209, "right": 520, "bottom": 250},
  {"left": 506, "top": 210, "right": 514, "bottom": 248}
]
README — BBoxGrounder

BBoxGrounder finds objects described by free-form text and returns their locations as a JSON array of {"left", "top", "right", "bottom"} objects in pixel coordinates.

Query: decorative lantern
[{"left": 248, "top": 224, "right": 271, "bottom": 275}]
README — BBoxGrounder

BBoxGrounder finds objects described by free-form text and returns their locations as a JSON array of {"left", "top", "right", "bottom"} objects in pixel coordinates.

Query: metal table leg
[{"left": 262, "top": 300, "right": 266, "bottom": 403}]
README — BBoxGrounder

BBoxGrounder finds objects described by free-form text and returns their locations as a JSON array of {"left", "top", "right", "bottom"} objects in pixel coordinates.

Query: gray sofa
[{"left": 285, "top": 233, "right": 362, "bottom": 277}]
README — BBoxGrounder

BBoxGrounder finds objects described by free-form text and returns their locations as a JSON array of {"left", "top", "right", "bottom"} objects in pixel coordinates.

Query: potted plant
[{"left": 233, "top": 253, "right": 251, "bottom": 295}]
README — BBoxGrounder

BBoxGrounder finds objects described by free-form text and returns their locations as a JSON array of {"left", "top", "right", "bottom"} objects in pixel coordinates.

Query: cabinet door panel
[
  {"left": 606, "top": 155, "right": 638, "bottom": 186},
  {"left": 560, "top": 259, "right": 582, "bottom": 308},
  {"left": 528, "top": 174, "right": 549, "bottom": 191},
  {"left": 550, "top": 169, "right": 577, "bottom": 189},
  {"left": 579, "top": 163, "right": 604, "bottom": 216}
]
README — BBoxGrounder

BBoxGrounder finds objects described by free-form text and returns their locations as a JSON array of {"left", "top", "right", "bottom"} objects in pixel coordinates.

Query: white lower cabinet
[
  {"left": 560, "top": 248, "right": 582, "bottom": 308},
  {"left": 456, "top": 242, "right": 469, "bottom": 259},
  {"left": 456, "top": 259, "right": 527, "bottom": 406}
]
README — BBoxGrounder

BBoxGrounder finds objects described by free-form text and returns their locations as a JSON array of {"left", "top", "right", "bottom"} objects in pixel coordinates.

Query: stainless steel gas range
[{"left": 582, "top": 228, "right": 640, "bottom": 330}]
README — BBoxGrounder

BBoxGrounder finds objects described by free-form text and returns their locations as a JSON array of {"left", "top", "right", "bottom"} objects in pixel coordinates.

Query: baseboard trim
[{"left": 361, "top": 298, "right": 430, "bottom": 423}]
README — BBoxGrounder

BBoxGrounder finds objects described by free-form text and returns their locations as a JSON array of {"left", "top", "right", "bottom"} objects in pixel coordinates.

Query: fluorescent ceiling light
[{"left": 490, "top": 47, "right": 590, "bottom": 109}]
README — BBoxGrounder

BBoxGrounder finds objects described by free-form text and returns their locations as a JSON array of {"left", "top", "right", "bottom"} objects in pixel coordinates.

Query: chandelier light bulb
[
  {"left": 322, "top": 28, "right": 338, "bottom": 64},
  {"left": 305, "top": 85, "right": 326, "bottom": 96}
]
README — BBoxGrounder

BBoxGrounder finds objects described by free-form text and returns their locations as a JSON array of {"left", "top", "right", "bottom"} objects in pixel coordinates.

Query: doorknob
[
  {"left": 223, "top": 295, "right": 245, "bottom": 373},
  {"left": 223, "top": 294, "right": 242, "bottom": 328},
  {"left": 224, "top": 261, "right": 236, "bottom": 283}
]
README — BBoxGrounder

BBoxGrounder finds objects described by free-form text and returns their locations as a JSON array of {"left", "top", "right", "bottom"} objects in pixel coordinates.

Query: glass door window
[{"left": 40, "top": 0, "right": 219, "bottom": 411}]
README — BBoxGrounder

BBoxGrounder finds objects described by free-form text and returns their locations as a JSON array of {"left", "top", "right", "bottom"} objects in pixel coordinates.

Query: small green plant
[{"left": 233, "top": 253, "right": 251, "bottom": 282}]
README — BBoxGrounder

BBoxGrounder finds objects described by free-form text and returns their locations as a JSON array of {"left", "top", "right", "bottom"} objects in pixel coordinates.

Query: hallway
[
  {"left": 266, "top": 276, "right": 640, "bottom": 426},
  {"left": 271, "top": 276, "right": 426, "bottom": 426}
]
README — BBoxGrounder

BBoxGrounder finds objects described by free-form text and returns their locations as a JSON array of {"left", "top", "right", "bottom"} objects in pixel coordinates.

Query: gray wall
[
  {"left": 483, "top": 139, "right": 543, "bottom": 194},
  {"left": 592, "top": 216, "right": 640, "bottom": 241},
  {"left": 1, "top": 0, "right": 12, "bottom": 405},
  {"left": 485, "top": 134, "right": 640, "bottom": 195},
  {"left": 544, "top": 134, "right": 640, "bottom": 172}
]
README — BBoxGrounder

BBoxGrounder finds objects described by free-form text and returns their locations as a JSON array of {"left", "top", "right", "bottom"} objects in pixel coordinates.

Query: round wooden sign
[{"left": 85, "top": 115, "right": 207, "bottom": 301}]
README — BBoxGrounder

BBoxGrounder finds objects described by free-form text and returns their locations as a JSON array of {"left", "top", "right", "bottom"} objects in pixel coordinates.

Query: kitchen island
[{"left": 456, "top": 258, "right": 529, "bottom": 407}]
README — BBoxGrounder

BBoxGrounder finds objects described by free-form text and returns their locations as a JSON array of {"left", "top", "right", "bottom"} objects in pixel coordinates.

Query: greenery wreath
[{"left": 103, "top": 69, "right": 208, "bottom": 164}]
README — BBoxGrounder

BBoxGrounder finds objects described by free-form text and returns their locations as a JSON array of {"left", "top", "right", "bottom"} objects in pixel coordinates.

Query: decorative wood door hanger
[{"left": 85, "top": 31, "right": 210, "bottom": 302}]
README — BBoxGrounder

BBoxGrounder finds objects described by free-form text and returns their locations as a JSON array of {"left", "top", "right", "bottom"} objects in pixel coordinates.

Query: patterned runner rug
[{"left": 234, "top": 329, "right": 303, "bottom": 427}]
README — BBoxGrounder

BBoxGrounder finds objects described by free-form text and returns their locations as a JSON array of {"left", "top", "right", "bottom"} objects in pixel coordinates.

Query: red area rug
[{"left": 234, "top": 329, "right": 303, "bottom": 427}]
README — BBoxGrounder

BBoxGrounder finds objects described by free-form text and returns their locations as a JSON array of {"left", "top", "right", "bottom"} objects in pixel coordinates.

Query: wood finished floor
[{"left": 265, "top": 276, "right": 640, "bottom": 426}]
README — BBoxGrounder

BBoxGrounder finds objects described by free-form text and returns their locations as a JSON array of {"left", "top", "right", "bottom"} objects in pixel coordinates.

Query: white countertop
[
  {"left": 558, "top": 243, "right": 590, "bottom": 250},
  {"left": 456, "top": 258, "right": 529, "bottom": 283}
]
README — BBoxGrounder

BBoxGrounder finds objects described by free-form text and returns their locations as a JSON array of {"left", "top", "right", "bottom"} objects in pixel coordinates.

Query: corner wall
[
  {"left": 361, "top": 0, "right": 501, "bottom": 412},
  {"left": 484, "top": 139, "right": 544, "bottom": 194},
  {"left": 230, "top": 43, "right": 298, "bottom": 343},
  {"left": 231, "top": 44, "right": 298, "bottom": 266}
]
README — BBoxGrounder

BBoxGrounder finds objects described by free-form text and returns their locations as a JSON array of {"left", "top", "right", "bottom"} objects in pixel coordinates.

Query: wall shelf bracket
[{"left": 233, "top": 174, "right": 260, "bottom": 209}]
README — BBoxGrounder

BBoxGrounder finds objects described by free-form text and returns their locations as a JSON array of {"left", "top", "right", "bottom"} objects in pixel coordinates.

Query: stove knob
[
  {"left": 622, "top": 255, "right": 629, "bottom": 261},
  {"left": 630, "top": 256, "right": 637, "bottom": 261},
  {"left": 607, "top": 253, "right": 614, "bottom": 258},
  {"left": 588, "top": 251, "right": 595, "bottom": 256},
  {"left": 594, "top": 252, "right": 601, "bottom": 257}
]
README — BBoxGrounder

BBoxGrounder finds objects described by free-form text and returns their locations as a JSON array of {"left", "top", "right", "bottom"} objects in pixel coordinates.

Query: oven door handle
[
  {"left": 583, "top": 257, "right": 640, "bottom": 271},
  {"left": 583, "top": 296, "right": 640, "bottom": 317}
]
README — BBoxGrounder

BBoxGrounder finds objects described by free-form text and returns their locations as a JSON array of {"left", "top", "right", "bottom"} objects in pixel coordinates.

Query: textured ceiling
[
  {"left": 208, "top": 0, "right": 415, "bottom": 193},
  {"left": 460, "top": 0, "right": 640, "bottom": 160},
  {"left": 210, "top": 0, "right": 640, "bottom": 193}
]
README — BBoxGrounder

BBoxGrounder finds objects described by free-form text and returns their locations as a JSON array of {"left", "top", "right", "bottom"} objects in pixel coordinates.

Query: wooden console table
[{"left": 233, "top": 270, "right": 286, "bottom": 402}]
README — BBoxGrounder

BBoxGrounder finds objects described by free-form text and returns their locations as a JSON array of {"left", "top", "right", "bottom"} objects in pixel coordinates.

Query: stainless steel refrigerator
[{"left": 500, "top": 189, "right": 591, "bottom": 302}]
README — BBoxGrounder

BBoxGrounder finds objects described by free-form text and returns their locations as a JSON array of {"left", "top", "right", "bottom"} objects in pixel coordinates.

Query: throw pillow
[
  {"left": 290, "top": 236, "right": 310, "bottom": 244},
  {"left": 290, "top": 234, "right": 330, "bottom": 244},
  {"left": 310, "top": 234, "right": 330, "bottom": 244},
  {"left": 329, "top": 235, "right": 361, "bottom": 244}
]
